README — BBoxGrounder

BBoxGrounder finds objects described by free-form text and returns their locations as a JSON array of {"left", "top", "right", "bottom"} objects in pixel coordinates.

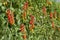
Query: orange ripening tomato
[
  {"left": 29, "top": 26, "right": 32, "bottom": 31},
  {"left": 23, "top": 1, "right": 28, "bottom": 10},
  {"left": 42, "top": 6, "right": 47, "bottom": 16},
  {"left": 22, "top": 34, "right": 27, "bottom": 40},
  {"left": 20, "top": 24, "right": 25, "bottom": 32},
  {"left": 31, "top": 24, "right": 34, "bottom": 29},
  {"left": 22, "top": 12, "right": 26, "bottom": 20},
  {"left": 29, "top": 24, "right": 34, "bottom": 30},
  {"left": 10, "top": 13, "right": 15, "bottom": 24},
  {"left": 23, "top": 12, "right": 26, "bottom": 17},
  {"left": 29, "top": 27, "right": 34, "bottom": 33},
  {"left": 50, "top": 12, "right": 53, "bottom": 19},
  {"left": 52, "top": 21, "right": 55, "bottom": 28}
]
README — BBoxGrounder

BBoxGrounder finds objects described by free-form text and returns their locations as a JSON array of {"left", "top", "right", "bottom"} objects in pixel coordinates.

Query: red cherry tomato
[{"left": 50, "top": 12, "right": 53, "bottom": 19}]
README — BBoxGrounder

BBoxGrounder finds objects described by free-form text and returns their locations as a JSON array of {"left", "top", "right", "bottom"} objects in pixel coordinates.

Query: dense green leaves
[{"left": 0, "top": 0, "right": 60, "bottom": 40}]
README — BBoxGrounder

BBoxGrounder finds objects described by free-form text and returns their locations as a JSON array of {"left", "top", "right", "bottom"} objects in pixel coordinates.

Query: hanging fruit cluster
[
  {"left": 6, "top": 9, "right": 15, "bottom": 25},
  {"left": 20, "top": 24, "right": 27, "bottom": 40},
  {"left": 29, "top": 15, "right": 35, "bottom": 32},
  {"left": 22, "top": 1, "right": 28, "bottom": 20}
]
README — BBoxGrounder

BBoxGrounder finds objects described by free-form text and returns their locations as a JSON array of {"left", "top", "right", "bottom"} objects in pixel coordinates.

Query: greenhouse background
[{"left": 0, "top": 0, "right": 60, "bottom": 40}]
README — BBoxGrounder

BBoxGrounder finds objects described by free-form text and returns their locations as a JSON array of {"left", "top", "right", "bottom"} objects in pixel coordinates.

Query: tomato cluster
[{"left": 6, "top": 9, "right": 15, "bottom": 25}]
